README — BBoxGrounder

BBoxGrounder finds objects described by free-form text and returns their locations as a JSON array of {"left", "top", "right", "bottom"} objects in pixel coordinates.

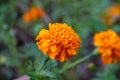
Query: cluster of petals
[
  {"left": 102, "top": 4, "right": 120, "bottom": 25},
  {"left": 23, "top": 6, "right": 46, "bottom": 23},
  {"left": 36, "top": 23, "right": 81, "bottom": 62},
  {"left": 94, "top": 29, "right": 120, "bottom": 64}
]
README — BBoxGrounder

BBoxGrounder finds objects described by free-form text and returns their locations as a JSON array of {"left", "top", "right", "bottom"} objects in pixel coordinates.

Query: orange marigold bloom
[
  {"left": 102, "top": 4, "right": 120, "bottom": 25},
  {"left": 94, "top": 30, "right": 120, "bottom": 64},
  {"left": 23, "top": 7, "right": 46, "bottom": 23},
  {"left": 36, "top": 23, "right": 81, "bottom": 62}
]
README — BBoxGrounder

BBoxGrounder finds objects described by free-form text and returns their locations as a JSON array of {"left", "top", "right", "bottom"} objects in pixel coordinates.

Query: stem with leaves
[{"left": 59, "top": 48, "right": 98, "bottom": 74}]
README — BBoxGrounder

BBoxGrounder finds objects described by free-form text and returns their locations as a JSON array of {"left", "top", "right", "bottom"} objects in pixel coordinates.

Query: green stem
[
  {"left": 28, "top": 56, "right": 50, "bottom": 80},
  {"left": 39, "top": 56, "right": 50, "bottom": 72},
  {"left": 59, "top": 48, "right": 98, "bottom": 74}
]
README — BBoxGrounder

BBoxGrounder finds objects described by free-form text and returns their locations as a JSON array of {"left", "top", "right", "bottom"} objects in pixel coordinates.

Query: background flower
[
  {"left": 23, "top": 6, "right": 46, "bottom": 23},
  {"left": 94, "top": 30, "right": 120, "bottom": 64},
  {"left": 102, "top": 4, "right": 120, "bottom": 26}
]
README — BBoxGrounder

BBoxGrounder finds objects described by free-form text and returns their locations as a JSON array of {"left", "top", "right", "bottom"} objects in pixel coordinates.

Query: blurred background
[{"left": 0, "top": 0, "right": 120, "bottom": 80}]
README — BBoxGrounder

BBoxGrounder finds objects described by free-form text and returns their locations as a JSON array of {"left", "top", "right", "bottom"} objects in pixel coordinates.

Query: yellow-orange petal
[
  {"left": 114, "top": 49, "right": 120, "bottom": 57},
  {"left": 60, "top": 50, "right": 66, "bottom": 62},
  {"left": 48, "top": 52, "right": 56, "bottom": 59},
  {"left": 29, "top": 7, "right": 39, "bottom": 20},
  {"left": 38, "top": 8, "right": 46, "bottom": 18},
  {"left": 50, "top": 45, "right": 57, "bottom": 53},
  {"left": 67, "top": 49, "right": 77, "bottom": 56},
  {"left": 35, "top": 29, "right": 49, "bottom": 40},
  {"left": 101, "top": 55, "right": 112, "bottom": 64},
  {"left": 23, "top": 12, "right": 31, "bottom": 23}
]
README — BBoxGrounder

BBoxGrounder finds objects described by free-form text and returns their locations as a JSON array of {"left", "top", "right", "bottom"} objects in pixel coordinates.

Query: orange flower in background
[
  {"left": 102, "top": 4, "right": 120, "bottom": 26},
  {"left": 36, "top": 23, "right": 81, "bottom": 62},
  {"left": 23, "top": 7, "right": 46, "bottom": 23},
  {"left": 94, "top": 30, "right": 120, "bottom": 64}
]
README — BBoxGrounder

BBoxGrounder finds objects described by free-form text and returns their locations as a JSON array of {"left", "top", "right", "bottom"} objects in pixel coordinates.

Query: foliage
[{"left": 0, "top": 0, "right": 120, "bottom": 80}]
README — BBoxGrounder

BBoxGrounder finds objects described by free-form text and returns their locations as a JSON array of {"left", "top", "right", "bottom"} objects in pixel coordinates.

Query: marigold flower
[
  {"left": 23, "top": 7, "right": 46, "bottom": 23},
  {"left": 94, "top": 29, "right": 120, "bottom": 64},
  {"left": 36, "top": 23, "right": 81, "bottom": 62},
  {"left": 102, "top": 4, "right": 120, "bottom": 25}
]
